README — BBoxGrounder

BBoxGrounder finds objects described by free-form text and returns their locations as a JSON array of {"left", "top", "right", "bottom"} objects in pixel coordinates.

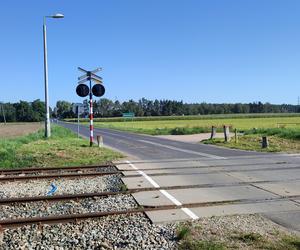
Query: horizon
[{"left": 1, "top": 97, "right": 300, "bottom": 111}]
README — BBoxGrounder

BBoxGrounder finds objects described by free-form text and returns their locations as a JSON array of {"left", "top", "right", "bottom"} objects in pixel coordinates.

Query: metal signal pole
[
  {"left": 77, "top": 67, "right": 104, "bottom": 147},
  {"left": 89, "top": 76, "right": 94, "bottom": 146}
]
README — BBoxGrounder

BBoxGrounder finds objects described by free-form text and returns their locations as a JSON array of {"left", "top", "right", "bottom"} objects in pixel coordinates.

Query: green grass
[
  {"left": 176, "top": 222, "right": 300, "bottom": 250},
  {"left": 178, "top": 240, "right": 226, "bottom": 250},
  {"left": 81, "top": 115, "right": 300, "bottom": 135},
  {"left": 245, "top": 128, "right": 300, "bottom": 140},
  {"left": 232, "top": 232, "right": 263, "bottom": 244},
  {"left": 0, "top": 125, "right": 123, "bottom": 169},
  {"left": 177, "top": 225, "right": 226, "bottom": 250},
  {"left": 203, "top": 128, "right": 300, "bottom": 153},
  {"left": 230, "top": 232, "right": 300, "bottom": 250},
  {"left": 177, "top": 226, "right": 191, "bottom": 240}
]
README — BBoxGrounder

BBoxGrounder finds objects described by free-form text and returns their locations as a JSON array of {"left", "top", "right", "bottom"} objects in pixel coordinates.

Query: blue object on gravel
[{"left": 47, "top": 183, "right": 57, "bottom": 196}]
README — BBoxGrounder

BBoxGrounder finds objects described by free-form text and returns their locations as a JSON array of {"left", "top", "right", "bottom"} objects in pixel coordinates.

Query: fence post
[
  {"left": 97, "top": 135, "right": 103, "bottom": 148},
  {"left": 262, "top": 136, "right": 268, "bottom": 148},
  {"left": 210, "top": 126, "right": 217, "bottom": 139},
  {"left": 224, "top": 125, "right": 230, "bottom": 142},
  {"left": 234, "top": 128, "right": 238, "bottom": 143}
]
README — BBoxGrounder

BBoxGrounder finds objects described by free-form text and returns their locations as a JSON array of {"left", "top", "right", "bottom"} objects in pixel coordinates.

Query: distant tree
[
  {"left": 95, "top": 98, "right": 115, "bottom": 117},
  {"left": 14, "top": 101, "right": 35, "bottom": 121},
  {"left": 56, "top": 101, "right": 73, "bottom": 118},
  {"left": 32, "top": 99, "right": 45, "bottom": 121}
]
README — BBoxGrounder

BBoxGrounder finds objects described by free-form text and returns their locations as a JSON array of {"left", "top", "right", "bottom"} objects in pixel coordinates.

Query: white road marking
[
  {"left": 181, "top": 207, "right": 199, "bottom": 220},
  {"left": 125, "top": 160, "right": 199, "bottom": 220},
  {"left": 159, "top": 190, "right": 182, "bottom": 206},
  {"left": 138, "top": 139, "right": 226, "bottom": 159}
]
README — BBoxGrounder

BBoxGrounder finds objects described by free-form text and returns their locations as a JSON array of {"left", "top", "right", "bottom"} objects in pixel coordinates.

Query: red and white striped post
[{"left": 89, "top": 78, "right": 94, "bottom": 146}]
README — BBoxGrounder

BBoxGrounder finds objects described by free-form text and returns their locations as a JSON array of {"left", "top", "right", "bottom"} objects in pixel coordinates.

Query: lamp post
[{"left": 43, "top": 13, "right": 64, "bottom": 138}]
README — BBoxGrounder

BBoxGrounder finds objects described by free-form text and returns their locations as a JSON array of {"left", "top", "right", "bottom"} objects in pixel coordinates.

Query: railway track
[
  {"left": 1, "top": 162, "right": 299, "bottom": 181},
  {"left": 0, "top": 163, "right": 121, "bottom": 181},
  {"left": 1, "top": 192, "right": 299, "bottom": 228},
  {"left": 1, "top": 163, "right": 299, "bottom": 231}
]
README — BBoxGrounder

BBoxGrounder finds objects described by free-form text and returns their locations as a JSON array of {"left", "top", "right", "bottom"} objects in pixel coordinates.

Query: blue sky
[{"left": 0, "top": 0, "right": 300, "bottom": 107}]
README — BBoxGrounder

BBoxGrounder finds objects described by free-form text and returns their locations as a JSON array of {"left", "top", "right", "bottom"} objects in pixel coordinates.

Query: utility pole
[
  {"left": 43, "top": 13, "right": 64, "bottom": 138},
  {"left": 0, "top": 104, "right": 6, "bottom": 124}
]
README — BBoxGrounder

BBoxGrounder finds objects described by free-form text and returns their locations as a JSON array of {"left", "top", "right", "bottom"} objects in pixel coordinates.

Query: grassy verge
[
  {"left": 0, "top": 125, "right": 123, "bottom": 169},
  {"left": 203, "top": 128, "right": 300, "bottom": 153},
  {"left": 176, "top": 215, "right": 300, "bottom": 250}
]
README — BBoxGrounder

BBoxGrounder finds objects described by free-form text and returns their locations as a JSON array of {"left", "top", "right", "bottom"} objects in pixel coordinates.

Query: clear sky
[{"left": 1, "top": 0, "right": 300, "bottom": 107}]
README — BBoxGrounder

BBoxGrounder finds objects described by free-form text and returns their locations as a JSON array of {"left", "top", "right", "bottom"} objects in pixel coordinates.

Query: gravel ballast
[
  {"left": 0, "top": 194, "right": 137, "bottom": 220},
  {"left": 0, "top": 174, "right": 122, "bottom": 199},
  {"left": 0, "top": 214, "right": 178, "bottom": 250}
]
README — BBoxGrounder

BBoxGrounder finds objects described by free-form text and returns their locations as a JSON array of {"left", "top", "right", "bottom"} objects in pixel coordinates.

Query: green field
[
  {"left": 86, "top": 115, "right": 300, "bottom": 135},
  {"left": 0, "top": 125, "right": 123, "bottom": 169}
]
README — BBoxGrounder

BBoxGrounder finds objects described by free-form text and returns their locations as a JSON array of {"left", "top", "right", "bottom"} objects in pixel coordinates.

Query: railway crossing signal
[{"left": 76, "top": 67, "right": 105, "bottom": 146}]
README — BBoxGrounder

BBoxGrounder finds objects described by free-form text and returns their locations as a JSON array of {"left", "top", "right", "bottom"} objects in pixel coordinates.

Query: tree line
[
  {"left": 53, "top": 98, "right": 300, "bottom": 119},
  {"left": 0, "top": 100, "right": 45, "bottom": 122},
  {"left": 1, "top": 99, "right": 299, "bottom": 122}
]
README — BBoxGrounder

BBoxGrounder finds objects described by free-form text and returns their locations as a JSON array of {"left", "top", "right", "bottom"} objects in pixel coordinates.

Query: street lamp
[{"left": 43, "top": 13, "right": 64, "bottom": 138}]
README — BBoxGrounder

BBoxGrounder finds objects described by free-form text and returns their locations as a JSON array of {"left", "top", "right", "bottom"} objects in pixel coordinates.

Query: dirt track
[{"left": 0, "top": 123, "right": 42, "bottom": 138}]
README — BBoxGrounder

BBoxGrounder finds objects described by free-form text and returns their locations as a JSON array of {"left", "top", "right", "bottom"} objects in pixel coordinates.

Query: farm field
[
  {"left": 88, "top": 115, "right": 300, "bottom": 135},
  {"left": 0, "top": 123, "right": 42, "bottom": 138}
]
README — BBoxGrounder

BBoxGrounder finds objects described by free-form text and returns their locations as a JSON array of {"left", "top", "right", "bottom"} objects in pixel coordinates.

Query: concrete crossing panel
[
  {"left": 255, "top": 180, "right": 300, "bottom": 197},
  {"left": 133, "top": 185, "right": 278, "bottom": 207},
  {"left": 122, "top": 173, "right": 241, "bottom": 189},
  {"left": 146, "top": 200, "right": 300, "bottom": 224}
]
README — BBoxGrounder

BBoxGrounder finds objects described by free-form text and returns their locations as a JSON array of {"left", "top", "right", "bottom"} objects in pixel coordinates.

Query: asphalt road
[
  {"left": 58, "top": 121, "right": 300, "bottom": 232},
  {"left": 59, "top": 121, "right": 262, "bottom": 160}
]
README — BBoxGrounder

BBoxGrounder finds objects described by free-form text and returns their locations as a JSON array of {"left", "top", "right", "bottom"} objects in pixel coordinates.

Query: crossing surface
[{"left": 60, "top": 121, "right": 300, "bottom": 232}]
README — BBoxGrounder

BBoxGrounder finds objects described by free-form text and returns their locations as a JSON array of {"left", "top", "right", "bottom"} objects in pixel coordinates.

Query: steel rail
[
  {"left": 1, "top": 180, "right": 299, "bottom": 205},
  {"left": 0, "top": 171, "right": 121, "bottom": 181},
  {"left": 2, "top": 164, "right": 299, "bottom": 180},
  {"left": 1, "top": 196, "right": 299, "bottom": 229},
  {"left": 1, "top": 161, "right": 298, "bottom": 178},
  {"left": 0, "top": 163, "right": 114, "bottom": 174}
]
